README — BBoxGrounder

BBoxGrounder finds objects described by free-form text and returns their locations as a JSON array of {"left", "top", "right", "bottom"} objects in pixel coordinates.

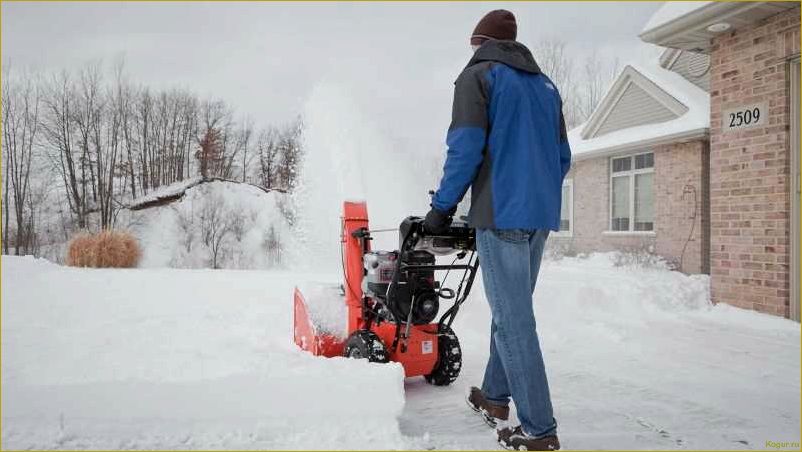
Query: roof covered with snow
[
  {"left": 128, "top": 177, "right": 280, "bottom": 211},
  {"left": 640, "top": 2, "right": 797, "bottom": 53},
  {"left": 568, "top": 59, "right": 709, "bottom": 160},
  {"left": 128, "top": 177, "right": 205, "bottom": 210},
  {"left": 641, "top": 1, "right": 712, "bottom": 33}
]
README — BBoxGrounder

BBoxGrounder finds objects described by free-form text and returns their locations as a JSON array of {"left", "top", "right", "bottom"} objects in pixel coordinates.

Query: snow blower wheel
[
  {"left": 294, "top": 201, "right": 478, "bottom": 382},
  {"left": 424, "top": 326, "right": 462, "bottom": 386},
  {"left": 344, "top": 330, "right": 389, "bottom": 363}
]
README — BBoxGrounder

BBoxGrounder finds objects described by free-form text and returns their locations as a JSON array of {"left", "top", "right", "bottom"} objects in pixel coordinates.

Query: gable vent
[
  {"left": 686, "top": 53, "right": 711, "bottom": 78},
  {"left": 594, "top": 83, "right": 679, "bottom": 137}
]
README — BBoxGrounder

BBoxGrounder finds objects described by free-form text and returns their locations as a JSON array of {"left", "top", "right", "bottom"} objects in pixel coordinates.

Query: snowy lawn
[
  {"left": 1, "top": 257, "right": 406, "bottom": 450},
  {"left": 2, "top": 254, "right": 799, "bottom": 450}
]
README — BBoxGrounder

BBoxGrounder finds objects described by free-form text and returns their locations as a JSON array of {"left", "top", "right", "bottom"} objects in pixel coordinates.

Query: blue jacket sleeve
[
  {"left": 431, "top": 65, "right": 491, "bottom": 213},
  {"left": 558, "top": 108, "right": 572, "bottom": 180}
]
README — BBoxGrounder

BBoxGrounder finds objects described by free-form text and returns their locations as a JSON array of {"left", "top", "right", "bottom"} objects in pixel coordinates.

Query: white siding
[
  {"left": 594, "top": 83, "right": 679, "bottom": 137},
  {"left": 668, "top": 51, "right": 711, "bottom": 92}
]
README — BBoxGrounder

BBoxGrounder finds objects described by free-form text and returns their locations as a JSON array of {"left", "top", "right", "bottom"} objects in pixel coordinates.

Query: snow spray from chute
[{"left": 290, "top": 82, "right": 429, "bottom": 272}]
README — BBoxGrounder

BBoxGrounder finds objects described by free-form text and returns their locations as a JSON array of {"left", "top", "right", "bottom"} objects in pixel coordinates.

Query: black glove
[{"left": 424, "top": 206, "right": 455, "bottom": 235}]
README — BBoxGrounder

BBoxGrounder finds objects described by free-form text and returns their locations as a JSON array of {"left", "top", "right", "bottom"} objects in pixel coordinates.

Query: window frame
[
  {"left": 790, "top": 57, "right": 800, "bottom": 322},
  {"left": 554, "top": 178, "right": 573, "bottom": 237},
  {"left": 608, "top": 152, "right": 655, "bottom": 233}
]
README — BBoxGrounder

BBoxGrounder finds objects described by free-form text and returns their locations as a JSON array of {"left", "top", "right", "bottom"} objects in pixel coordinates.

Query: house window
[
  {"left": 557, "top": 179, "right": 573, "bottom": 236},
  {"left": 610, "top": 153, "right": 654, "bottom": 232}
]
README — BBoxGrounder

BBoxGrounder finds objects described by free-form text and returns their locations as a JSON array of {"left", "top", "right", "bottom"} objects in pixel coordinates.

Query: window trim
[
  {"left": 554, "top": 178, "right": 573, "bottom": 237},
  {"left": 790, "top": 57, "right": 800, "bottom": 322},
  {"left": 608, "top": 152, "right": 655, "bottom": 233}
]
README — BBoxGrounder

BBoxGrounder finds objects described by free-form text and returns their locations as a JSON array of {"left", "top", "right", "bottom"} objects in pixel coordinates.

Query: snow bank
[
  {"left": 1, "top": 256, "right": 407, "bottom": 450},
  {"left": 4, "top": 252, "right": 799, "bottom": 450},
  {"left": 296, "top": 281, "right": 348, "bottom": 339},
  {"left": 456, "top": 252, "right": 717, "bottom": 356},
  {"left": 539, "top": 252, "right": 712, "bottom": 323},
  {"left": 121, "top": 180, "right": 292, "bottom": 269}
]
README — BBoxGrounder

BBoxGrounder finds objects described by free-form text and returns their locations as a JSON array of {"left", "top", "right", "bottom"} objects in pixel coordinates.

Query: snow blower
[{"left": 293, "top": 201, "right": 479, "bottom": 385}]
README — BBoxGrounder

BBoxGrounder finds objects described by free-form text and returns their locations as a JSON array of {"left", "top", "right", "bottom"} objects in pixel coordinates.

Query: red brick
[{"left": 709, "top": 7, "right": 797, "bottom": 319}]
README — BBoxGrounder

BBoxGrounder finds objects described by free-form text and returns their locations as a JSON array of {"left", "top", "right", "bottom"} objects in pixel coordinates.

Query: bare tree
[
  {"left": 196, "top": 99, "right": 233, "bottom": 178},
  {"left": 531, "top": 39, "right": 578, "bottom": 128},
  {"left": 263, "top": 225, "right": 282, "bottom": 267},
  {"left": 3, "top": 128, "right": 9, "bottom": 254},
  {"left": 92, "top": 58, "right": 127, "bottom": 228},
  {"left": 199, "top": 193, "right": 233, "bottom": 269},
  {"left": 530, "top": 39, "right": 621, "bottom": 129},
  {"left": 116, "top": 61, "right": 138, "bottom": 201},
  {"left": 275, "top": 116, "right": 303, "bottom": 191},
  {"left": 252, "top": 120, "right": 304, "bottom": 192},
  {"left": 2, "top": 74, "right": 9, "bottom": 255},
  {"left": 40, "top": 70, "right": 89, "bottom": 229},
  {"left": 2, "top": 66, "right": 41, "bottom": 254},
  {"left": 5, "top": 59, "right": 301, "bottom": 260},
  {"left": 237, "top": 117, "right": 254, "bottom": 182},
  {"left": 257, "top": 126, "right": 280, "bottom": 189},
  {"left": 72, "top": 62, "right": 105, "bottom": 219},
  {"left": 196, "top": 126, "right": 223, "bottom": 178},
  {"left": 133, "top": 87, "right": 151, "bottom": 194},
  {"left": 578, "top": 50, "right": 620, "bottom": 123}
]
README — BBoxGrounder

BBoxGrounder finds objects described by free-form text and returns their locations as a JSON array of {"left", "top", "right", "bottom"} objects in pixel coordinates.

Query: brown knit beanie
[{"left": 471, "top": 10, "right": 517, "bottom": 46}]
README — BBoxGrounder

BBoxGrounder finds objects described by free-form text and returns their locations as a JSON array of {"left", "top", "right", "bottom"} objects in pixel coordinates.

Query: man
[{"left": 423, "top": 9, "right": 571, "bottom": 452}]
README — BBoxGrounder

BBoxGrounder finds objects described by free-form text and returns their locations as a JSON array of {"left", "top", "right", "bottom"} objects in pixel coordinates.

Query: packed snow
[
  {"left": 3, "top": 253, "right": 799, "bottom": 450},
  {"left": 2, "top": 257, "right": 407, "bottom": 450},
  {"left": 296, "top": 282, "right": 348, "bottom": 339}
]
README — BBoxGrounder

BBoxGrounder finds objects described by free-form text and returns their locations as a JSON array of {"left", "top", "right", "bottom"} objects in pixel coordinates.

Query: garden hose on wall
[{"left": 679, "top": 184, "right": 697, "bottom": 273}]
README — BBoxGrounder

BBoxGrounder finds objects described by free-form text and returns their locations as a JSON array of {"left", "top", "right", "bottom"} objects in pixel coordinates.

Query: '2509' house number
[{"left": 723, "top": 103, "right": 767, "bottom": 132}]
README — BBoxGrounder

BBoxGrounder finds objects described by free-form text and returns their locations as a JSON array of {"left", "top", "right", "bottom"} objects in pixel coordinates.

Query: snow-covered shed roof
[
  {"left": 128, "top": 177, "right": 205, "bottom": 210},
  {"left": 568, "top": 60, "right": 709, "bottom": 160},
  {"left": 128, "top": 177, "right": 281, "bottom": 210}
]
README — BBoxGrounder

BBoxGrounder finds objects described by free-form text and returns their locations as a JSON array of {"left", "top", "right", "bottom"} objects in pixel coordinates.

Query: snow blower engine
[{"left": 293, "top": 201, "right": 479, "bottom": 385}]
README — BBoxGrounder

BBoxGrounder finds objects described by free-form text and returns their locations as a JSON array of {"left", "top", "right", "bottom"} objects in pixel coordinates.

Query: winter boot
[
  {"left": 497, "top": 425, "right": 560, "bottom": 451},
  {"left": 466, "top": 386, "right": 509, "bottom": 428}
]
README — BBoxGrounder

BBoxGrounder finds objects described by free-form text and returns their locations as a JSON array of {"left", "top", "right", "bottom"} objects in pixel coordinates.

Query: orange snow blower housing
[{"left": 293, "top": 201, "right": 479, "bottom": 385}]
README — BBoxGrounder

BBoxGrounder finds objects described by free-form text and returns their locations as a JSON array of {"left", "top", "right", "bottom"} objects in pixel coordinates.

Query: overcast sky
[{"left": 2, "top": 1, "right": 663, "bottom": 148}]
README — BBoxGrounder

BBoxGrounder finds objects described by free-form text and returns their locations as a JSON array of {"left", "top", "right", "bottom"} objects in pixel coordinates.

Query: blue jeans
[{"left": 476, "top": 228, "right": 557, "bottom": 438}]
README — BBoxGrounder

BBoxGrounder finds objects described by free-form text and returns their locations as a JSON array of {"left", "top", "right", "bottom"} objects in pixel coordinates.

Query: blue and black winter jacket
[{"left": 432, "top": 40, "right": 572, "bottom": 231}]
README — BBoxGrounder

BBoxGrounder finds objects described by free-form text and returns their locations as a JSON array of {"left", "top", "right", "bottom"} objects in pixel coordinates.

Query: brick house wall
[
  {"left": 709, "top": 7, "right": 800, "bottom": 317},
  {"left": 654, "top": 140, "right": 710, "bottom": 275},
  {"left": 554, "top": 139, "right": 709, "bottom": 274}
]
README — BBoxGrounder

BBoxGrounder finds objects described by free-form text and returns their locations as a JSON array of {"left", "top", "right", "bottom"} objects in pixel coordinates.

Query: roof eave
[
  {"left": 639, "top": 2, "right": 722, "bottom": 50},
  {"left": 640, "top": 2, "right": 798, "bottom": 53},
  {"left": 572, "top": 127, "right": 710, "bottom": 162}
]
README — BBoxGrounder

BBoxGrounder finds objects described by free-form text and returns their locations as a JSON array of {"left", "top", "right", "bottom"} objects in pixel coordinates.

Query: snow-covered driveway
[
  {"left": 2, "top": 255, "right": 799, "bottom": 450},
  {"left": 402, "top": 255, "right": 801, "bottom": 450}
]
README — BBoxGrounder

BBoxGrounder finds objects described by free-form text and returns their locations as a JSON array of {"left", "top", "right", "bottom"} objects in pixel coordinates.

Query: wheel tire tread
[
  {"left": 424, "top": 326, "right": 462, "bottom": 386},
  {"left": 343, "top": 330, "right": 389, "bottom": 363}
]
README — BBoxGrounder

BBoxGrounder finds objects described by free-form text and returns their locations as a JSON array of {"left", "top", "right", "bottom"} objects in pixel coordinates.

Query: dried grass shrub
[{"left": 66, "top": 230, "right": 141, "bottom": 268}]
